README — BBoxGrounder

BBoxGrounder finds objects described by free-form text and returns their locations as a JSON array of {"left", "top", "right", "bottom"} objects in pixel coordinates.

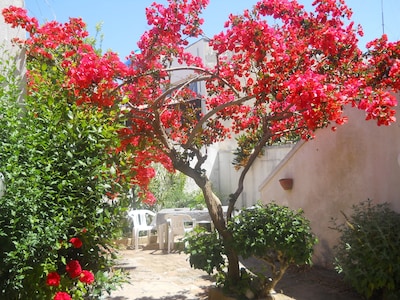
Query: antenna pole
[{"left": 381, "top": 0, "right": 385, "bottom": 35}]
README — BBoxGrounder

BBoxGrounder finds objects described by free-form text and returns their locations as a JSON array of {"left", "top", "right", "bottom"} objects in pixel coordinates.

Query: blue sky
[{"left": 24, "top": 0, "right": 400, "bottom": 60}]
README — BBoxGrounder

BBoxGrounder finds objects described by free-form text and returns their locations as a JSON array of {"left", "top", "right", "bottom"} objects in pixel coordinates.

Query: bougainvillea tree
[{"left": 4, "top": 0, "right": 400, "bottom": 287}]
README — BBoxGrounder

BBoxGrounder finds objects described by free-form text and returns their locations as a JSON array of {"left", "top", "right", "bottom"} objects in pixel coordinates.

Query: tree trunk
[
  {"left": 194, "top": 177, "right": 240, "bottom": 283},
  {"left": 268, "top": 262, "right": 289, "bottom": 294},
  {"left": 173, "top": 156, "right": 240, "bottom": 283},
  {"left": 200, "top": 179, "right": 240, "bottom": 283},
  {"left": 260, "top": 256, "right": 289, "bottom": 296}
]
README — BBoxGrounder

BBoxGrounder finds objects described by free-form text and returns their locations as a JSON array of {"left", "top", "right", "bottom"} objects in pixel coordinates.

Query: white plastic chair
[
  {"left": 165, "top": 214, "right": 196, "bottom": 253},
  {"left": 127, "top": 209, "right": 156, "bottom": 250}
]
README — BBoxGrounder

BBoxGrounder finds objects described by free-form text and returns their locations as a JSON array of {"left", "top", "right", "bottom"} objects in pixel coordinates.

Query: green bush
[
  {"left": 184, "top": 203, "right": 317, "bottom": 298},
  {"left": 183, "top": 226, "right": 225, "bottom": 275},
  {"left": 332, "top": 200, "right": 400, "bottom": 299},
  {"left": 229, "top": 203, "right": 317, "bottom": 297},
  {"left": 0, "top": 50, "right": 130, "bottom": 298}
]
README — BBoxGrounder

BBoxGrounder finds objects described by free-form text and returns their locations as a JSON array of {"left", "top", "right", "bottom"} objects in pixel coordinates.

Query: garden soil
[{"left": 105, "top": 248, "right": 363, "bottom": 300}]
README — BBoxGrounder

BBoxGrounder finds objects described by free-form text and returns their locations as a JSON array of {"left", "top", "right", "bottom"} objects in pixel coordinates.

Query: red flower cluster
[
  {"left": 65, "top": 260, "right": 83, "bottom": 279},
  {"left": 54, "top": 292, "right": 71, "bottom": 300},
  {"left": 46, "top": 259, "right": 95, "bottom": 283},
  {"left": 69, "top": 237, "right": 83, "bottom": 248},
  {"left": 46, "top": 272, "right": 61, "bottom": 287},
  {"left": 64, "top": 259, "right": 95, "bottom": 281},
  {"left": 44, "top": 236, "right": 95, "bottom": 300},
  {"left": 80, "top": 270, "right": 95, "bottom": 284},
  {"left": 3, "top": 0, "right": 400, "bottom": 205}
]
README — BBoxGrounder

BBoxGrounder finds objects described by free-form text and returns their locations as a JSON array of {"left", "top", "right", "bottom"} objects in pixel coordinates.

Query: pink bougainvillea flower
[
  {"left": 79, "top": 270, "right": 95, "bottom": 284},
  {"left": 46, "top": 271, "right": 61, "bottom": 286},
  {"left": 65, "top": 260, "right": 82, "bottom": 278},
  {"left": 53, "top": 291, "right": 72, "bottom": 300},
  {"left": 69, "top": 237, "right": 83, "bottom": 248}
]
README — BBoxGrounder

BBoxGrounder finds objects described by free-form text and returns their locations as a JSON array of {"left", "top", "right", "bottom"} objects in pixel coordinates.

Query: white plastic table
[{"left": 155, "top": 207, "right": 227, "bottom": 250}]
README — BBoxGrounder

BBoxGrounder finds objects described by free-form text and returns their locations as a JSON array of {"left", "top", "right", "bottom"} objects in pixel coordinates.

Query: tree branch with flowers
[{"left": 3, "top": 0, "right": 400, "bottom": 296}]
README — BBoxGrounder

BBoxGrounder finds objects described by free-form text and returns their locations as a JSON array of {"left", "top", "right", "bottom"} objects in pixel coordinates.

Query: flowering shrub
[
  {"left": 0, "top": 39, "right": 128, "bottom": 299},
  {"left": 45, "top": 237, "right": 96, "bottom": 299}
]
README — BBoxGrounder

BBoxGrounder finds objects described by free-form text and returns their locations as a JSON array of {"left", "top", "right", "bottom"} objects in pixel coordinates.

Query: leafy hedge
[
  {"left": 332, "top": 200, "right": 400, "bottom": 299},
  {"left": 0, "top": 49, "right": 130, "bottom": 298}
]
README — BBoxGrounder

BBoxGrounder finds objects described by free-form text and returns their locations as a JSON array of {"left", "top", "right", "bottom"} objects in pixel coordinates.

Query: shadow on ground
[
  {"left": 108, "top": 286, "right": 209, "bottom": 300},
  {"left": 106, "top": 249, "right": 364, "bottom": 300},
  {"left": 241, "top": 256, "right": 363, "bottom": 300}
]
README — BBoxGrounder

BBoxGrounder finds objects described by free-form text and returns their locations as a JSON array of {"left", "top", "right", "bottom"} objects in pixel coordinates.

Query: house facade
[{"left": 259, "top": 104, "right": 400, "bottom": 266}]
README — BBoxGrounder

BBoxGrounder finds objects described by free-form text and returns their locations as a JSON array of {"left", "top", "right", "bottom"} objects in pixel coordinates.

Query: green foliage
[
  {"left": 228, "top": 203, "right": 317, "bottom": 296},
  {"left": 230, "top": 203, "right": 317, "bottom": 265},
  {"left": 233, "top": 128, "right": 299, "bottom": 170},
  {"left": 148, "top": 164, "right": 204, "bottom": 210},
  {"left": 233, "top": 130, "right": 265, "bottom": 169},
  {"left": 0, "top": 50, "right": 130, "bottom": 298},
  {"left": 184, "top": 203, "right": 317, "bottom": 298},
  {"left": 183, "top": 227, "right": 225, "bottom": 275},
  {"left": 332, "top": 200, "right": 400, "bottom": 299}
]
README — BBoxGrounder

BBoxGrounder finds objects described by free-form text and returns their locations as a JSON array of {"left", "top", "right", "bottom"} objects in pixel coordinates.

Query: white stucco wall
[
  {"left": 209, "top": 144, "right": 294, "bottom": 207},
  {"left": 259, "top": 104, "right": 400, "bottom": 267}
]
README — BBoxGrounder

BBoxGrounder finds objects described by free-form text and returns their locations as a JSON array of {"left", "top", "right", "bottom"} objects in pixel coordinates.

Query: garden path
[{"left": 105, "top": 248, "right": 363, "bottom": 300}]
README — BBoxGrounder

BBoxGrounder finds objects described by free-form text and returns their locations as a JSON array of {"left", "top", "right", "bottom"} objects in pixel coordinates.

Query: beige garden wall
[{"left": 259, "top": 104, "right": 400, "bottom": 267}]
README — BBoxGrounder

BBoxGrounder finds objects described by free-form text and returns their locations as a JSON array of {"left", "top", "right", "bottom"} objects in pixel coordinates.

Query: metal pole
[{"left": 381, "top": 0, "right": 385, "bottom": 35}]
